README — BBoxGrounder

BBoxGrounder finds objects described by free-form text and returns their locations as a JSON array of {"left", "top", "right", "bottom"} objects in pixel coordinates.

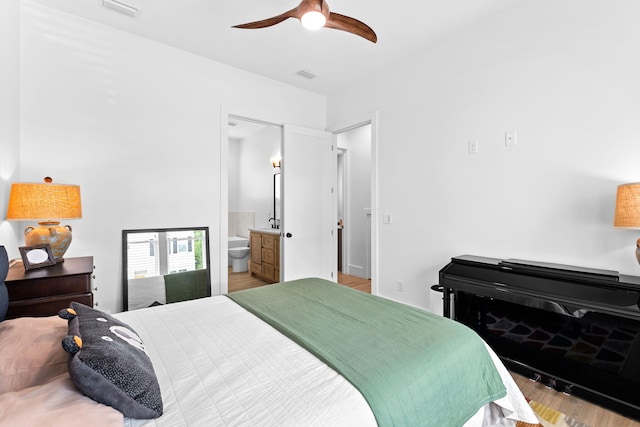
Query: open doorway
[
  {"left": 227, "top": 116, "right": 282, "bottom": 292},
  {"left": 223, "top": 112, "right": 377, "bottom": 295},
  {"left": 334, "top": 117, "right": 377, "bottom": 295}
]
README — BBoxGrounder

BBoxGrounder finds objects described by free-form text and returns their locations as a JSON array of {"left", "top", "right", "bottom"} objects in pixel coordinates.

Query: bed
[{"left": 0, "top": 277, "right": 540, "bottom": 427}]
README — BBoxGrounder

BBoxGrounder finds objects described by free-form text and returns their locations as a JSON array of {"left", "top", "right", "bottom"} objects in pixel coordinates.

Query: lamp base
[{"left": 24, "top": 221, "right": 73, "bottom": 261}]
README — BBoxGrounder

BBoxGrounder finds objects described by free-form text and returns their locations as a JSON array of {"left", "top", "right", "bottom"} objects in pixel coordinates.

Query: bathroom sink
[{"left": 251, "top": 228, "right": 280, "bottom": 235}]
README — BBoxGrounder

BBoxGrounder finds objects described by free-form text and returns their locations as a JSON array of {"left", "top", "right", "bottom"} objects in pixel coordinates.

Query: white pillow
[
  {"left": 0, "top": 373, "right": 123, "bottom": 426},
  {"left": 0, "top": 316, "right": 68, "bottom": 394}
]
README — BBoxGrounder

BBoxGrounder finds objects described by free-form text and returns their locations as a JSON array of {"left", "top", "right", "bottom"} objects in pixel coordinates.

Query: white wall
[
  {"left": 0, "top": 0, "right": 21, "bottom": 255},
  {"left": 228, "top": 137, "right": 242, "bottom": 213},
  {"left": 327, "top": 0, "right": 640, "bottom": 313},
  {"left": 231, "top": 126, "right": 281, "bottom": 230},
  {"left": 17, "top": 1, "right": 325, "bottom": 313}
]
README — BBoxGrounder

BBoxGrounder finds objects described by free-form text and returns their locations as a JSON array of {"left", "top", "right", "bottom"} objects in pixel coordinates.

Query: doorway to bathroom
[
  {"left": 224, "top": 112, "right": 376, "bottom": 295},
  {"left": 227, "top": 116, "right": 282, "bottom": 292}
]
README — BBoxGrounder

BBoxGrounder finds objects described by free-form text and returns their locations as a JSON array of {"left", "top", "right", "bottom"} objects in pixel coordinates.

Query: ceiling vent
[
  {"left": 295, "top": 69, "right": 317, "bottom": 80},
  {"left": 102, "top": 0, "right": 139, "bottom": 18}
]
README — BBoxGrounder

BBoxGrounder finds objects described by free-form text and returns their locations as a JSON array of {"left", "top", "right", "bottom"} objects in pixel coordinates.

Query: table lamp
[
  {"left": 613, "top": 182, "right": 640, "bottom": 265},
  {"left": 6, "top": 177, "right": 82, "bottom": 262}
]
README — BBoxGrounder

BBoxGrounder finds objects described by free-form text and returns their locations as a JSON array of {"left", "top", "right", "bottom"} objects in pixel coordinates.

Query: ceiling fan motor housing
[{"left": 298, "top": 0, "right": 330, "bottom": 22}]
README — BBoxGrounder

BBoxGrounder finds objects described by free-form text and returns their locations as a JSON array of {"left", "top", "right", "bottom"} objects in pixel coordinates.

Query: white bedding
[{"left": 116, "top": 295, "right": 538, "bottom": 427}]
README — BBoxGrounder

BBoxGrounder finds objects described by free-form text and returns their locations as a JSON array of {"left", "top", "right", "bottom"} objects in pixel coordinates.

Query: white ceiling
[{"left": 28, "top": 0, "right": 515, "bottom": 96}]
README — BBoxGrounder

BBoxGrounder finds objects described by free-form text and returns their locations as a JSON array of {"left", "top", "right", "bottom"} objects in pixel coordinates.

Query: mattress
[
  {"left": 118, "top": 296, "right": 377, "bottom": 426},
  {"left": 116, "top": 294, "right": 538, "bottom": 426}
]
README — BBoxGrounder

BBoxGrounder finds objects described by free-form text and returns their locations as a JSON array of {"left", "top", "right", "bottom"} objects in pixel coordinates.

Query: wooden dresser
[
  {"left": 249, "top": 230, "right": 280, "bottom": 283},
  {"left": 5, "top": 256, "right": 94, "bottom": 318}
]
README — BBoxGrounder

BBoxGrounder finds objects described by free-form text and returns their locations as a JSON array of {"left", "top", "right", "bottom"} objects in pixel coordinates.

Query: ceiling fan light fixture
[
  {"left": 232, "top": 0, "right": 377, "bottom": 43},
  {"left": 301, "top": 11, "right": 326, "bottom": 30}
]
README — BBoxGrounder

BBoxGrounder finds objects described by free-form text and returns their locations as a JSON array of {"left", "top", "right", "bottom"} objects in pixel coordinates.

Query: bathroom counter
[{"left": 249, "top": 228, "right": 281, "bottom": 236}]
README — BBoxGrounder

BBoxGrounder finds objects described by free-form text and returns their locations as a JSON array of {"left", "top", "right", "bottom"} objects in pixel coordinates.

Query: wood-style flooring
[
  {"left": 227, "top": 267, "right": 271, "bottom": 292},
  {"left": 227, "top": 268, "right": 371, "bottom": 293},
  {"left": 512, "top": 372, "right": 640, "bottom": 427},
  {"left": 228, "top": 269, "right": 638, "bottom": 426}
]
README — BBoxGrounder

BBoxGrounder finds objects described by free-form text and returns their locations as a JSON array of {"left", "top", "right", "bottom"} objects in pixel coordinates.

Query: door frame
[
  {"left": 329, "top": 112, "right": 379, "bottom": 295},
  {"left": 219, "top": 109, "right": 379, "bottom": 296},
  {"left": 220, "top": 110, "right": 283, "bottom": 295}
]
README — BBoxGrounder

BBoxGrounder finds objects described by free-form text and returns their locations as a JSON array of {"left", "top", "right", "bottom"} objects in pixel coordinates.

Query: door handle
[{"left": 286, "top": 233, "right": 293, "bottom": 238}]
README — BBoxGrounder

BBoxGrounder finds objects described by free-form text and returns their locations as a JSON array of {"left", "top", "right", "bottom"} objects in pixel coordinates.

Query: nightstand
[{"left": 5, "top": 256, "right": 94, "bottom": 319}]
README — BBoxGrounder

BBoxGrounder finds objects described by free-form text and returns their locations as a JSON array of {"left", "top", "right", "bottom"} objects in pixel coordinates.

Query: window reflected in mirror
[{"left": 122, "top": 227, "right": 211, "bottom": 311}]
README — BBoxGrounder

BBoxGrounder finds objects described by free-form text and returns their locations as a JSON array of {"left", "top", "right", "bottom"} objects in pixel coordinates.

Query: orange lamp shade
[
  {"left": 6, "top": 180, "right": 82, "bottom": 221},
  {"left": 6, "top": 178, "right": 82, "bottom": 260},
  {"left": 614, "top": 183, "right": 640, "bottom": 228}
]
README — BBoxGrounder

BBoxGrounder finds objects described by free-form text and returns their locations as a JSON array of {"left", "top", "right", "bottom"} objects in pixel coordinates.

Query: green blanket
[
  {"left": 164, "top": 269, "right": 209, "bottom": 304},
  {"left": 227, "top": 278, "right": 506, "bottom": 427}
]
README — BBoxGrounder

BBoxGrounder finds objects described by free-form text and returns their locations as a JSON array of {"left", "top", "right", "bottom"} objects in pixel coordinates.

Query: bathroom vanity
[{"left": 249, "top": 229, "right": 280, "bottom": 283}]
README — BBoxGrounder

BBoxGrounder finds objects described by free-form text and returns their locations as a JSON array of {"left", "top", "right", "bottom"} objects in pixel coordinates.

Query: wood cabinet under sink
[{"left": 250, "top": 230, "right": 280, "bottom": 283}]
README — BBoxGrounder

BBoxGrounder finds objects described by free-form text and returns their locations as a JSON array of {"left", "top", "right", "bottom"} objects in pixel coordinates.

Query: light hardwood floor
[
  {"left": 227, "top": 267, "right": 271, "bottom": 292},
  {"left": 512, "top": 372, "right": 640, "bottom": 427},
  {"left": 227, "top": 268, "right": 371, "bottom": 293},
  {"left": 337, "top": 271, "right": 371, "bottom": 293},
  {"left": 228, "top": 270, "right": 638, "bottom": 426}
]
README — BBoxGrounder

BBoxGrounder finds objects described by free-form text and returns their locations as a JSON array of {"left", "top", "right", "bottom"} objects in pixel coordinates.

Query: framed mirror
[{"left": 122, "top": 227, "right": 211, "bottom": 311}]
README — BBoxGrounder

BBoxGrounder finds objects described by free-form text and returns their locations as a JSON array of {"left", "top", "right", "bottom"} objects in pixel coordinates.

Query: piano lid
[
  {"left": 500, "top": 258, "right": 619, "bottom": 283},
  {"left": 446, "top": 254, "right": 620, "bottom": 286}
]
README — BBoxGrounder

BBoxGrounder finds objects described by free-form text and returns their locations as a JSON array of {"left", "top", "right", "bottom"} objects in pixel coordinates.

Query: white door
[{"left": 281, "top": 124, "right": 337, "bottom": 281}]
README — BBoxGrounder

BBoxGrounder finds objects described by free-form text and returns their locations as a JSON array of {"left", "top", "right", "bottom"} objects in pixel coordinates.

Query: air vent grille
[
  {"left": 295, "top": 69, "right": 317, "bottom": 80},
  {"left": 103, "top": 0, "right": 139, "bottom": 18}
]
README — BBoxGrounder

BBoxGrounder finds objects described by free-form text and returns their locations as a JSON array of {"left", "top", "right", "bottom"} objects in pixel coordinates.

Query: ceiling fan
[{"left": 232, "top": 0, "right": 377, "bottom": 43}]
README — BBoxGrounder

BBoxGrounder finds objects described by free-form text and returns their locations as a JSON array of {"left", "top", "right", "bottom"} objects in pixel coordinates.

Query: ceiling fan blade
[
  {"left": 232, "top": 9, "right": 298, "bottom": 29},
  {"left": 325, "top": 12, "right": 377, "bottom": 43}
]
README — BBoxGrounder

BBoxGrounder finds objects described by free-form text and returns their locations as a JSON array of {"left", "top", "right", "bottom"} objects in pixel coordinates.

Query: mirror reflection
[{"left": 122, "top": 227, "right": 211, "bottom": 311}]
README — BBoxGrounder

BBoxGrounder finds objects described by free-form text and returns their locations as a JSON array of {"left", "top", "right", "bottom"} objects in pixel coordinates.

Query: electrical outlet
[
  {"left": 505, "top": 130, "right": 517, "bottom": 146},
  {"left": 468, "top": 140, "right": 479, "bottom": 154},
  {"left": 397, "top": 281, "right": 404, "bottom": 292}
]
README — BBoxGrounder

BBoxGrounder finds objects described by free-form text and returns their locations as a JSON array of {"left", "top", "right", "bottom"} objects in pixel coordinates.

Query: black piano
[{"left": 439, "top": 255, "right": 640, "bottom": 420}]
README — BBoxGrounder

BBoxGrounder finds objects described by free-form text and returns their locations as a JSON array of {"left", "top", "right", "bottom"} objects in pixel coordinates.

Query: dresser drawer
[
  {"left": 5, "top": 256, "right": 94, "bottom": 318},
  {"left": 7, "top": 293, "right": 93, "bottom": 319},
  {"left": 7, "top": 274, "right": 91, "bottom": 301}
]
